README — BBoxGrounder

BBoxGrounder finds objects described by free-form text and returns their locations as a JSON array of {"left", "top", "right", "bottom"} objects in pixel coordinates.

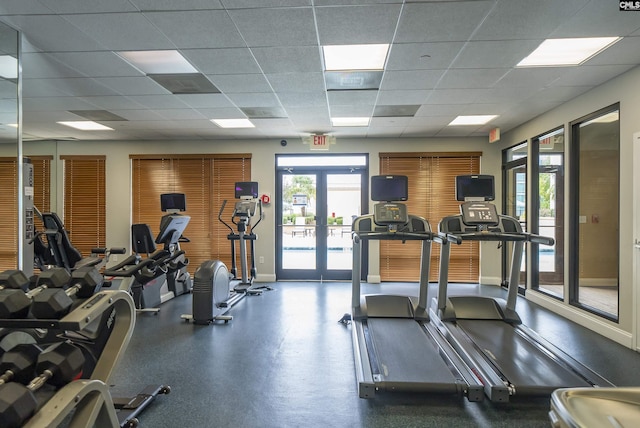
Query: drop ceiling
[{"left": 0, "top": 0, "right": 639, "bottom": 142}]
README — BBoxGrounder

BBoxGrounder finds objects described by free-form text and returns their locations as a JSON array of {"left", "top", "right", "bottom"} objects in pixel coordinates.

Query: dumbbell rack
[{"left": 0, "top": 290, "right": 166, "bottom": 427}]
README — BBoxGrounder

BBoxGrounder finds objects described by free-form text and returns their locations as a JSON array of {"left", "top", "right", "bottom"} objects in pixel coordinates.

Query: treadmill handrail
[{"left": 353, "top": 230, "right": 436, "bottom": 241}]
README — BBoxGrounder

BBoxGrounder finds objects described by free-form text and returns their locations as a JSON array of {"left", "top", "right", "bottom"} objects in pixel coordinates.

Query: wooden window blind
[
  {"left": 131, "top": 154, "right": 251, "bottom": 272},
  {"left": 379, "top": 152, "right": 481, "bottom": 282},
  {"left": 61, "top": 155, "right": 106, "bottom": 258},
  {"left": 0, "top": 157, "right": 52, "bottom": 271},
  {"left": 0, "top": 158, "right": 18, "bottom": 270}
]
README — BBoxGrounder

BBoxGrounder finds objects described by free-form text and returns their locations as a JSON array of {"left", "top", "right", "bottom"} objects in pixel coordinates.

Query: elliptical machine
[{"left": 181, "top": 182, "right": 271, "bottom": 325}]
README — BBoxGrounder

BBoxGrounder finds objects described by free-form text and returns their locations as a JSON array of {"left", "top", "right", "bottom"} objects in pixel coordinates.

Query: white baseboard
[
  {"left": 481, "top": 276, "right": 502, "bottom": 286},
  {"left": 526, "top": 291, "right": 633, "bottom": 349},
  {"left": 367, "top": 275, "right": 381, "bottom": 284},
  {"left": 255, "top": 273, "right": 276, "bottom": 282}
]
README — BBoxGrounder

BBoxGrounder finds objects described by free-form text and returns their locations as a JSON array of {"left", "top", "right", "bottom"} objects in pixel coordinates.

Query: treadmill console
[
  {"left": 460, "top": 201, "right": 499, "bottom": 226},
  {"left": 374, "top": 202, "right": 408, "bottom": 225}
]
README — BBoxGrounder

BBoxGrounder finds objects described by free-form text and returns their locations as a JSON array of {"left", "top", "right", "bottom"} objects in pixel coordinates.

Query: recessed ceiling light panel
[
  {"left": 331, "top": 117, "right": 370, "bottom": 127},
  {"left": 517, "top": 37, "right": 621, "bottom": 67},
  {"left": 211, "top": 118, "right": 255, "bottom": 128},
  {"left": 323, "top": 44, "right": 389, "bottom": 71},
  {"left": 57, "top": 121, "right": 114, "bottom": 131},
  {"left": 448, "top": 115, "right": 497, "bottom": 126},
  {"left": 117, "top": 50, "right": 198, "bottom": 74}
]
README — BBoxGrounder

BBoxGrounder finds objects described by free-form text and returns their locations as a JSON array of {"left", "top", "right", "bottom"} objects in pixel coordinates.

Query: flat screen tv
[
  {"left": 455, "top": 175, "right": 495, "bottom": 201},
  {"left": 235, "top": 181, "right": 258, "bottom": 199},
  {"left": 371, "top": 175, "right": 408, "bottom": 202},
  {"left": 160, "top": 193, "right": 186, "bottom": 212}
]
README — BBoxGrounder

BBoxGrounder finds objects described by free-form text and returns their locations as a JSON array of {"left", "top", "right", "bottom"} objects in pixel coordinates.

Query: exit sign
[{"left": 303, "top": 134, "right": 336, "bottom": 151}]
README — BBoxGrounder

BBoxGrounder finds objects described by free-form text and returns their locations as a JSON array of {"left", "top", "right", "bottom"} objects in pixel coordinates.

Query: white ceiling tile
[
  {"left": 227, "top": 7, "right": 317, "bottom": 47},
  {"left": 494, "top": 68, "right": 566, "bottom": 88},
  {"left": 144, "top": 11, "right": 246, "bottom": 49},
  {"left": 394, "top": 1, "right": 495, "bottom": 43},
  {"left": 472, "top": 0, "right": 588, "bottom": 41},
  {"left": 0, "top": 0, "right": 55, "bottom": 14},
  {"left": 278, "top": 91, "right": 327, "bottom": 108},
  {"left": 550, "top": 65, "right": 636, "bottom": 87},
  {"left": 30, "top": 78, "right": 118, "bottom": 97},
  {"left": 46, "top": 51, "right": 144, "bottom": 78},
  {"left": 380, "top": 70, "right": 444, "bottom": 91},
  {"left": 252, "top": 46, "right": 322, "bottom": 73},
  {"left": 386, "top": 42, "right": 465, "bottom": 70},
  {"left": 5, "top": 15, "right": 105, "bottom": 52},
  {"left": 131, "top": 0, "right": 224, "bottom": 11},
  {"left": 315, "top": 4, "right": 402, "bottom": 45},
  {"left": 127, "top": 95, "right": 192, "bottom": 109},
  {"left": 38, "top": 0, "right": 138, "bottom": 13},
  {"left": 209, "top": 74, "right": 273, "bottom": 93},
  {"left": 176, "top": 94, "right": 236, "bottom": 109},
  {"left": 329, "top": 104, "right": 375, "bottom": 117},
  {"left": 550, "top": 0, "right": 640, "bottom": 38},
  {"left": 451, "top": 40, "right": 543, "bottom": 69},
  {"left": 266, "top": 73, "right": 326, "bottom": 93},
  {"left": 95, "top": 77, "right": 169, "bottom": 95},
  {"left": 425, "top": 88, "right": 487, "bottom": 105},
  {"left": 154, "top": 109, "right": 206, "bottom": 120},
  {"left": 377, "top": 90, "right": 430, "bottom": 105},
  {"left": 221, "top": 0, "right": 310, "bottom": 8},
  {"left": 225, "top": 92, "right": 282, "bottom": 107},
  {"left": 61, "top": 13, "right": 175, "bottom": 51},
  {"left": 327, "top": 90, "right": 378, "bottom": 106},
  {"left": 584, "top": 36, "right": 640, "bottom": 66},
  {"left": 182, "top": 48, "right": 261, "bottom": 74},
  {"left": 22, "top": 53, "right": 84, "bottom": 79},
  {"left": 437, "top": 69, "right": 509, "bottom": 89}
]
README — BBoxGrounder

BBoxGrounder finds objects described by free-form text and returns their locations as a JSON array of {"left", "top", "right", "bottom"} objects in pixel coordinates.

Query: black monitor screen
[
  {"left": 160, "top": 193, "right": 186, "bottom": 212},
  {"left": 371, "top": 175, "right": 408, "bottom": 202},
  {"left": 455, "top": 175, "right": 495, "bottom": 201},
  {"left": 235, "top": 181, "right": 258, "bottom": 199}
]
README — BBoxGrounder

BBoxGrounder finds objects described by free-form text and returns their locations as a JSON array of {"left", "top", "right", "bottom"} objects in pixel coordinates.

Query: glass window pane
[{"left": 573, "top": 108, "right": 619, "bottom": 318}]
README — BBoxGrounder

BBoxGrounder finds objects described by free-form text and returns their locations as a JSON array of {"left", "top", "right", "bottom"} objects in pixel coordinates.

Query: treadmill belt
[
  {"left": 367, "top": 318, "right": 457, "bottom": 389},
  {"left": 457, "top": 320, "right": 592, "bottom": 393}
]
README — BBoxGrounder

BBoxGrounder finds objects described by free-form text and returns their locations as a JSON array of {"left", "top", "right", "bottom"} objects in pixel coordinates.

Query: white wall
[{"left": 495, "top": 64, "right": 640, "bottom": 346}]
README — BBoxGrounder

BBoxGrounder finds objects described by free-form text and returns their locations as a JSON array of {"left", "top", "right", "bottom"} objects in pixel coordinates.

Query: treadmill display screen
[
  {"left": 371, "top": 175, "right": 408, "bottom": 202},
  {"left": 455, "top": 175, "right": 495, "bottom": 201}
]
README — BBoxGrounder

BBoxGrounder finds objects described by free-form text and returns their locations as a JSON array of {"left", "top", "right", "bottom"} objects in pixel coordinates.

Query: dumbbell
[
  {"left": 30, "top": 266, "right": 103, "bottom": 319},
  {"left": 0, "top": 269, "right": 70, "bottom": 319},
  {"left": 0, "top": 270, "right": 30, "bottom": 291},
  {"left": 0, "top": 343, "right": 42, "bottom": 386},
  {"left": 0, "top": 341, "right": 85, "bottom": 428}
]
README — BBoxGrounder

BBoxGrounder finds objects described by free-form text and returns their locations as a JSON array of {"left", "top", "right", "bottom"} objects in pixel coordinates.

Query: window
[
  {"left": 570, "top": 105, "right": 620, "bottom": 320},
  {"left": 379, "top": 152, "right": 481, "bottom": 282},
  {"left": 61, "top": 155, "right": 106, "bottom": 257},
  {"left": 131, "top": 154, "right": 251, "bottom": 271}
]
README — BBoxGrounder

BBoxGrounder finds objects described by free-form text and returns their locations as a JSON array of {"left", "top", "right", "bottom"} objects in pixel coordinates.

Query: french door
[{"left": 276, "top": 162, "right": 366, "bottom": 281}]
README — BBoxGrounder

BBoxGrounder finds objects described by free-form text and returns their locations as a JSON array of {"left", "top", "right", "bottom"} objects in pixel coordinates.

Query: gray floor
[{"left": 108, "top": 282, "right": 640, "bottom": 428}]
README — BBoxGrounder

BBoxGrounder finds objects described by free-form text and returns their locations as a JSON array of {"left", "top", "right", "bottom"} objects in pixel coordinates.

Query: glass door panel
[
  {"left": 326, "top": 174, "right": 362, "bottom": 271},
  {"left": 504, "top": 164, "right": 526, "bottom": 290},
  {"left": 276, "top": 164, "right": 366, "bottom": 281},
  {"left": 281, "top": 173, "right": 317, "bottom": 272}
]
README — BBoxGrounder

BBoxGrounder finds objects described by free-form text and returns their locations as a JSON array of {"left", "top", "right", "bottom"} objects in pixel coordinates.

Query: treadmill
[
  {"left": 349, "top": 175, "right": 484, "bottom": 401},
  {"left": 431, "top": 175, "right": 613, "bottom": 403}
]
